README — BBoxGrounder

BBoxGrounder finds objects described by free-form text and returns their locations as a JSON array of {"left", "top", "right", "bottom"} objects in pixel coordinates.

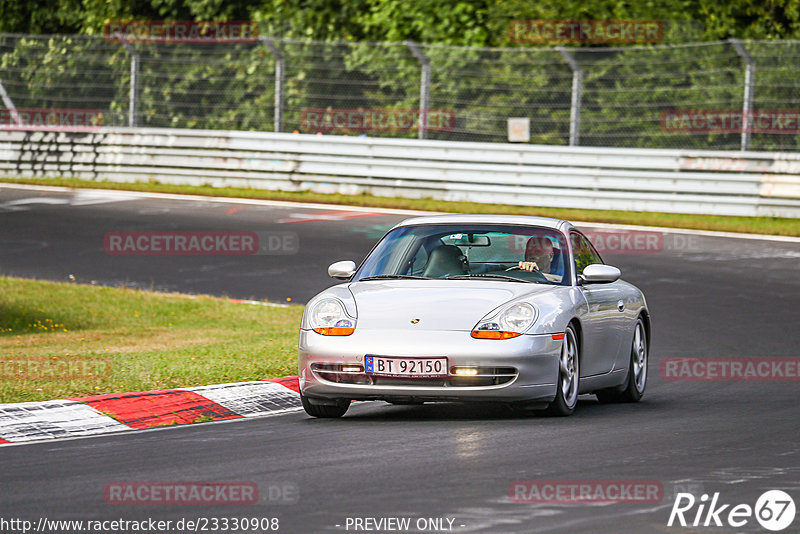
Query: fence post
[
  {"left": 405, "top": 41, "right": 431, "bottom": 140},
  {"left": 0, "top": 77, "right": 20, "bottom": 125},
  {"left": 557, "top": 47, "right": 582, "bottom": 146},
  {"left": 262, "top": 37, "right": 284, "bottom": 133},
  {"left": 123, "top": 42, "right": 139, "bottom": 128},
  {"left": 730, "top": 38, "right": 755, "bottom": 151}
]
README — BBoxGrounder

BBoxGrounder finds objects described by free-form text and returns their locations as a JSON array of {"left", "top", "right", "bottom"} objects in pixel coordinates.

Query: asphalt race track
[
  {"left": 1, "top": 184, "right": 800, "bottom": 533},
  {"left": 0, "top": 185, "right": 410, "bottom": 302}
]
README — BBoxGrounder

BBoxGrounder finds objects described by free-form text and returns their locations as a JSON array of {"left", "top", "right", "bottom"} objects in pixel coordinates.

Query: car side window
[{"left": 570, "top": 232, "right": 603, "bottom": 275}]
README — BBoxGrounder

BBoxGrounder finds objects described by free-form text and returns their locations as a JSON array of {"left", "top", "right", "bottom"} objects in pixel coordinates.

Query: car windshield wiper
[
  {"left": 358, "top": 274, "right": 432, "bottom": 281},
  {"left": 445, "top": 274, "right": 540, "bottom": 283}
]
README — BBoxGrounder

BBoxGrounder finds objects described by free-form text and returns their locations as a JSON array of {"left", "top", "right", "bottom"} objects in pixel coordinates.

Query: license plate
[{"left": 364, "top": 356, "right": 447, "bottom": 378}]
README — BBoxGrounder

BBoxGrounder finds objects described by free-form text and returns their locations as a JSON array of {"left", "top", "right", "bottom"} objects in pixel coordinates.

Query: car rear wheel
[
  {"left": 545, "top": 325, "right": 579, "bottom": 416},
  {"left": 300, "top": 394, "right": 350, "bottom": 418},
  {"left": 596, "top": 318, "right": 647, "bottom": 403}
]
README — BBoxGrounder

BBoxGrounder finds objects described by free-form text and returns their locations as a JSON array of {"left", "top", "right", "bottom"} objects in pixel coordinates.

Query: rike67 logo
[{"left": 668, "top": 490, "right": 796, "bottom": 531}]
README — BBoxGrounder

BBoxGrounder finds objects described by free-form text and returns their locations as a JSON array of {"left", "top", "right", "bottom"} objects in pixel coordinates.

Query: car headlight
[
  {"left": 310, "top": 298, "right": 355, "bottom": 336},
  {"left": 472, "top": 302, "right": 536, "bottom": 339}
]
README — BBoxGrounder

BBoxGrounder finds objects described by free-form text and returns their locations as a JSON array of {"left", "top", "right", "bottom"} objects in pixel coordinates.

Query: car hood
[{"left": 348, "top": 280, "right": 556, "bottom": 331}]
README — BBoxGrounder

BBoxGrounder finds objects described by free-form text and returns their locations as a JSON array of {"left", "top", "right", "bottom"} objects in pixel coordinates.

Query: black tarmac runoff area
[{"left": 1, "top": 184, "right": 799, "bottom": 534}]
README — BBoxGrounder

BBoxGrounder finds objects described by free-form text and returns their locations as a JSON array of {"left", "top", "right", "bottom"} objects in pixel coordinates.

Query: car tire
[
  {"left": 508, "top": 401, "right": 548, "bottom": 416},
  {"left": 544, "top": 325, "right": 580, "bottom": 416},
  {"left": 596, "top": 318, "right": 647, "bottom": 404},
  {"left": 300, "top": 393, "right": 350, "bottom": 418}
]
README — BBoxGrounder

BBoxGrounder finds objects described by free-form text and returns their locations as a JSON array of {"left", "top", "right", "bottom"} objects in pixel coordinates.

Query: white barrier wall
[{"left": 1, "top": 127, "right": 799, "bottom": 217}]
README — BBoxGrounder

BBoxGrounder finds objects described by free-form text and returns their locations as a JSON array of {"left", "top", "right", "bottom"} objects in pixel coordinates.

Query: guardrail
[{"left": 1, "top": 127, "right": 799, "bottom": 217}]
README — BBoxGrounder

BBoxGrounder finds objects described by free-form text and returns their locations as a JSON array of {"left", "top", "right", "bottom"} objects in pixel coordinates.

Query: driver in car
[{"left": 518, "top": 236, "right": 561, "bottom": 282}]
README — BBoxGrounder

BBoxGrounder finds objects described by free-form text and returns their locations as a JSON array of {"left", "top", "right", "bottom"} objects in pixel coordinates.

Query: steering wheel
[{"left": 504, "top": 264, "right": 549, "bottom": 282}]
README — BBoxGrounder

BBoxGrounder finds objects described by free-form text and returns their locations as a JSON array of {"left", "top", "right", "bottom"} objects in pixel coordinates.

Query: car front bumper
[{"left": 298, "top": 329, "right": 561, "bottom": 404}]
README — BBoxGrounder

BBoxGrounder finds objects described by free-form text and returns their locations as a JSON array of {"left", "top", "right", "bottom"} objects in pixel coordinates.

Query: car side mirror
[
  {"left": 328, "top": 260, "right": 357, "bottom": 280},
  {"left": 578, "top": 264, "right": 621, "bottom": 285}
]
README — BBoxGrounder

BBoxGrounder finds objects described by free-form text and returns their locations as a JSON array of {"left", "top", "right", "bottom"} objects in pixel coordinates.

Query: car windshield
[{"left": 355, "top": 224, "right": 571, "bottom": 285}]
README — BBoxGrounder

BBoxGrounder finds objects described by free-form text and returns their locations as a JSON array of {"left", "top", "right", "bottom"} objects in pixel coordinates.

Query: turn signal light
[
  {"left": 313, "top": 327, "right": 355, "bottom": 336},
  {"left": 471, "top": 330, "right": 521, "bottom": 339},
  {"left": 551, "top": 333, "right": 565, "bottom": 340}
]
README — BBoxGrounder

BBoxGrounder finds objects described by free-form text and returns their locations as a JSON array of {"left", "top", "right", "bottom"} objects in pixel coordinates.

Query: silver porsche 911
[{"left": 298, "top": 215, "right": 650, "bottom": 417}]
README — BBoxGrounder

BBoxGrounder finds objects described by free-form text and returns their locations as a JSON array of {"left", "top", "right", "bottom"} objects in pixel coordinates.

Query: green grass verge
[
  {"left": 0, "top": 276, "right": 303, "bottom": 403},
  {"left": 2, "top": 177, "right": 798, "bottom": 237}
]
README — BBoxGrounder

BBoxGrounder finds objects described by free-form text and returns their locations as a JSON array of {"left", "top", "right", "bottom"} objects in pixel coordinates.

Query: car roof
[{"left": 391, "top": 214, "right": 574, "bottom": 232}]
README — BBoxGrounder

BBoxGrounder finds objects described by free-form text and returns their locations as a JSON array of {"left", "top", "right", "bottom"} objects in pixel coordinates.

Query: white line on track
[
  {"left": 0, "top": 183, "right": 433, "bottom": 216},
  {"left": 2, "top": 183, "right": 798, "bottom": 243}
]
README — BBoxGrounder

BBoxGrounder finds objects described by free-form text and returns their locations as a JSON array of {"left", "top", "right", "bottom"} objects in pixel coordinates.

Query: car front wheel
[
  {"left": 300, "top": 394, "right": 350, "bottom": 418},
  {"left": 545, "top": 325, "right": 580, "bottom": 416}
]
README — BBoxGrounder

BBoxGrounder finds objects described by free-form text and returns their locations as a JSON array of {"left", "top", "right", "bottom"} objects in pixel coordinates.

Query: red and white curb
[{"left": 0, "top": 377, "right": 300, "bottom": 445}]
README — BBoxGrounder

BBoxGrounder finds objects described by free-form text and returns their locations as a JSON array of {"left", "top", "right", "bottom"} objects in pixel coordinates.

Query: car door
[{"left": 571, "top": 231, "right": 626, "bottom": 376}]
